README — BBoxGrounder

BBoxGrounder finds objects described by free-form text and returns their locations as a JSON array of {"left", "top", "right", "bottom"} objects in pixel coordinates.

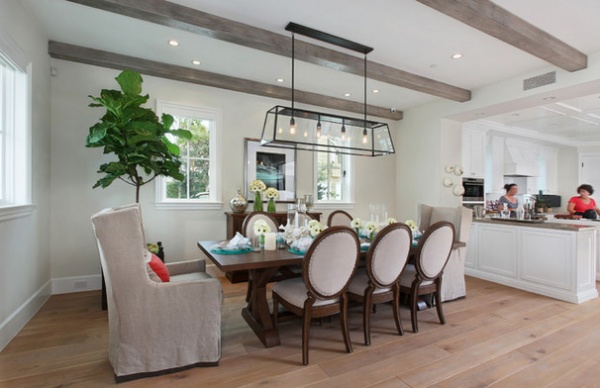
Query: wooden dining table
[
  {"left": 197, "top": 241, "right": 303, "bottom": 348},
  {"left": 197, "top": 239, "right": 466, "bottom": 348}
]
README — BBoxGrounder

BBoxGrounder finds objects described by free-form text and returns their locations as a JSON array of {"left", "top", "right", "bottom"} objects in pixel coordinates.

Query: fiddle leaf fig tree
[{"left": 85, "top": 70, "right": 192, "bottom": 203}]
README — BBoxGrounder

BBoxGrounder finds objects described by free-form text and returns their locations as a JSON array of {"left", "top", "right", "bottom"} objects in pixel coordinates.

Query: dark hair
[
  {"left": 504, "top": 183, "right": 517, "bottom": 193},
  {"left": 578, "top": 184, "right": 594, "bottom": 195}
]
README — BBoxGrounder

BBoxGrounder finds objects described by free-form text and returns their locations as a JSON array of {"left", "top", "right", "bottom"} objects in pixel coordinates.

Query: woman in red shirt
[{"left": 567, "top": 184, "right": 600, "bottom": 219}]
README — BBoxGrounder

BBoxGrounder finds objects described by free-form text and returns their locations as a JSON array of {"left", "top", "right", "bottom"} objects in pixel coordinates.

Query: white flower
[
  {"left": 405, "top": 219, "right": 418, "bottom": 232},
  {"left": 309, "top": 221, "right": 326, "bottom": 237},
  {"left": 365, "top": 221, "right": 379, "bottom": 234},
  {"left": 264, "top": 187, "right": 279, "bottom": 199},
  {"left": 253, "top": 219, "right": 271, "bottom": 236},
  {"left": 350, "top": 217, "right": 364, "bottom": 229},
  {"left": 308, "top": 219, "right": 320, "bottom": 228},
  {"left": 386, "top": 217, "right": 397, "bottom": 225},
  {"left": 249, "top": 179, "right": 266, "bottom": 193}
]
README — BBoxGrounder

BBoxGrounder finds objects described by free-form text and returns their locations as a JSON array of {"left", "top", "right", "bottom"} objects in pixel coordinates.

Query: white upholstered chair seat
[
  {"left": 398, "top": 265, "right": 433, "bottom": 287},
  {"left": 272, "top": 277, "right": 340, "bottom": 308},
  {"left": 346, "top": 268, "right": 392, "bottom": 295}
]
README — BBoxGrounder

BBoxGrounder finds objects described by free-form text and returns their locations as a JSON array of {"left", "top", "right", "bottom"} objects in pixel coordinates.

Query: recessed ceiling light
[
  {"left": 344, "top": 93, "right": 351, "bottom": 97},
  {"left": 451, "top": 53, "right": 463, "bottom": 59},
  {"left": 372, "top": 89, "right": 380, "bottom": 93},
  {"left": 276, "top": 78, "right": 284, "bottom": 83},
  {"left": 191, "top": 60, "right": 201, "bottom": 65},
  {"left": 168, "top": 39, "right": 179, "bottom": 47}
]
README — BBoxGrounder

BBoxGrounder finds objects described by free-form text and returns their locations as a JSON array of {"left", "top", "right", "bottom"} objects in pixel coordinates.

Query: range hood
[{"left": 503, "top": 138, "right": 541, "bottom": 177}]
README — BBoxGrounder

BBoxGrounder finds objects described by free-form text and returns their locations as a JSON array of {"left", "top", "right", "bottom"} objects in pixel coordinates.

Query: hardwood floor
[{"left": 2, "top": 276, "right": 600, "bottom": 387}]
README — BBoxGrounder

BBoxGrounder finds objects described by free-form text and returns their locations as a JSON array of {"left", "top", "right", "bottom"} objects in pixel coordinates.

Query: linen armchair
[
  {"left": 418, "top": 204, "right": 473, "bottom": 302},
  {"left": 91, "top": 204, "right": 222, "bottom": 382}
]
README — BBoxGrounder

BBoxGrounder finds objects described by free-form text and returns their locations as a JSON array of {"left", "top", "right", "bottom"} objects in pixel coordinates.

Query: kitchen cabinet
[
  {"left": 466, "top": 220, "right": 598, "bottom": 304},
  {"left": 462, "top": 127, "right": 486, "bottom": 178}
]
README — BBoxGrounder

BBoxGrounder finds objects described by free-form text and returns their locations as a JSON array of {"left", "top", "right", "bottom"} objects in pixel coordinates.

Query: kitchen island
[{"left": 465, "top": 218, "right": 598, "bottom": 304}]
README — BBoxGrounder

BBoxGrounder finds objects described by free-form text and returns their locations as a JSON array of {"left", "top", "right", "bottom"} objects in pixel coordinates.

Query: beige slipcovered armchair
[
  {"left": 91, "top": 204, "right": 222, "bottom": 382},
  {"left": 418, "top": 204, "right": 473, "bottom": 302}
]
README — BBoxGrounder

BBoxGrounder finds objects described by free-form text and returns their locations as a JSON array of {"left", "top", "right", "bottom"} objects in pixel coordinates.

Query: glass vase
[
  {"left": 253, "top": 191, "right": 263, "bottom": 212},
  {"left": 267, "top": 198, "right": 276, "bottom": 213}
]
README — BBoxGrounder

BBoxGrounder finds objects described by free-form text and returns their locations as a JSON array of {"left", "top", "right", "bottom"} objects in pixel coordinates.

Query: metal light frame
[{"left": 260, "top": 22, "right": 395, "bottom": 157}]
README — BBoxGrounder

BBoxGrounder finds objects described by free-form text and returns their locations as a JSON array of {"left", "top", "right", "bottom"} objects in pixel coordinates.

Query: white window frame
[
  {"left": 313, "top": 151, "right": 354, "bottom": 210},
  {"left": 155, "top": 100, "right": 222, "bottom": 210},
  {"left": 0, "top": 46, "right": 33, "bottom": 222}
]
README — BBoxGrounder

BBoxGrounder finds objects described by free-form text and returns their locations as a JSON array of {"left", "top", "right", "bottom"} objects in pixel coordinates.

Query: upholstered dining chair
[
  {"left": 91, "top": 204, "right": 222, "bottom": 382},
  {"left": 272, "top": 226, "right": 360, "bottom": 365},
  {"left": 347, "top": 223, "right": 412, "bottom": 345},
  {"left": 326, "top": 210, "right": 353, "bottom": 227},
  {"left": 399, "top": 221, "right": 455, "bottom": 333}
]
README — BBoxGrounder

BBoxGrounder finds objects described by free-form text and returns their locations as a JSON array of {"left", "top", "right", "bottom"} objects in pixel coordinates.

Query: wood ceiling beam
[
  {"left": 65, "top": 0, "right": 471, "bottom": 102},
  {"left": 48, "top": 41, "right": 402, "bottom": 121},
  {"left": 417, "top": 0, "right": 587, "bottom": 72}
]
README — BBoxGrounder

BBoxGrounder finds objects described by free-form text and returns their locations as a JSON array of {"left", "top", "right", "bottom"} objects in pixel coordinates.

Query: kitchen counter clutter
[{"left": 466, "top": 219, "right": 598, "bottom": 304}]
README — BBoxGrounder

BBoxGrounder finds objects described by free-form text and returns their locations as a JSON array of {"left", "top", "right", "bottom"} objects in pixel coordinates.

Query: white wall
[
  {"left": 49, "top": 59, "right": 398, "bottom": 282},
  {"left": 0, "top": 0, "right": 52, "bottom": 350}
]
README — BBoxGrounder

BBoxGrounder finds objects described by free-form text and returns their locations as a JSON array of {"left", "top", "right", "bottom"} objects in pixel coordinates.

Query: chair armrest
[{"left": 165, "top": 259, "right": 206, "bottom": 275}]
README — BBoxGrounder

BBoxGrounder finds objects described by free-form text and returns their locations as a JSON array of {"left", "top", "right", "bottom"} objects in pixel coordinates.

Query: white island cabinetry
[{"left": 465, "top": 220, "right": 597, "bottom": 304}]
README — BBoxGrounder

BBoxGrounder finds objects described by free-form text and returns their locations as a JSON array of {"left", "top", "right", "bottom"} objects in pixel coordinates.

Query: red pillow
[{"left": 148, "top": 253, "right": 170, "bottom": 282}]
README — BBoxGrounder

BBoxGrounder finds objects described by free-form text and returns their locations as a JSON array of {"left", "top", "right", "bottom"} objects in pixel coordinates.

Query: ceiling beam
[
  {"left": 48, "top": 41, "right": 402, "bottom": 121},
  {"left": 65, "top": 0, "right": 471, "bottom": 102},
  {"left": 417, "top": 0, "right": 587, "bottom": 72}
]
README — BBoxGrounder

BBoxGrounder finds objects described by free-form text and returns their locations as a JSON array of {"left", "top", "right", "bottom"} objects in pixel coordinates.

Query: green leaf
[
  {"left": 116, "top": 70, "right": 143, "bottom": 96},
  {"left": 169, "top": 129, "right": 193, "bottom": 140},
  {"left": 162, "top": 114, "right": 174, "bottom": 130}
]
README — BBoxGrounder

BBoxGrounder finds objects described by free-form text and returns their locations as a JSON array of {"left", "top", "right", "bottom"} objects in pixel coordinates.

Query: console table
[{"left": 224, "top": 211, "right": 321, "bottom": 282}]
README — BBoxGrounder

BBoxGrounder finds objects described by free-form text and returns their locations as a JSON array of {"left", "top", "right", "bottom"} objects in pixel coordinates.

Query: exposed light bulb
[
  {"left": 278, "top": 127, "right": 283, "bottom": 134},
  {"left": 290, "top": 117, "right": 296, "bottom": 134},
  {"left": 362, "top": 128, "right": 368, "bottom": 144},
  {"left": 303, "top": 130, "right": 308, "bottom": 137},
  {"left": 341, "top": 124, "right": 346, "bottom": 140},
  {"left": 316, "top": 120, "right": 321, "bottom": 137}
]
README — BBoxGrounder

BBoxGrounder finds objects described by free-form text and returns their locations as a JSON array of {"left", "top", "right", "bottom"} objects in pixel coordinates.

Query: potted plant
[{"left": 85, "top": 70, "right": 191, "bottom": 202}]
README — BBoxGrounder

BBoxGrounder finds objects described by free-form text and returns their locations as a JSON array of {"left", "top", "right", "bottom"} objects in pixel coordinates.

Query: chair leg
[
  {"left": 392, "top": 287, "right": 404, "bottom": 336},
  {"left": 340, "top": 294, "right": 353, "bottom": 354},
  {"left": 363, "top": 293, "right": 372, "bottom": 346},
  {"left": 410, "top": 286, "right": 419, "bottom": 333},
  {"left": 302, "top": 309, "right": 312, "bottom": 365},
  {"left": 435, "top": 286, "right": 446, "bottom": 325},
  {"left": 272, "top": 296, "right": 279, "bottom": 328}
]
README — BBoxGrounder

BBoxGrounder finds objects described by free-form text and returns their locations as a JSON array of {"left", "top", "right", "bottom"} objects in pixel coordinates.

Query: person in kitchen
[
  {"left": 567, "top": 184, "right": 600, "bottom": 219},
  {"left": 499, "top": 183, "right": 519, "bottom": 216}
]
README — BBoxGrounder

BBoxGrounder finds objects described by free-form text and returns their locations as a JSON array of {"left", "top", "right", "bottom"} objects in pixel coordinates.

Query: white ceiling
[{"left": 19, "top": 0, "right": 600, "bottom": 143}]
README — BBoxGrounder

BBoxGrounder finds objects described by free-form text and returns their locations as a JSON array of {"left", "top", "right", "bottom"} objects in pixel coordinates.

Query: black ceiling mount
[{"left": 285, "top": 22, "right": 373, "bottom": 54}]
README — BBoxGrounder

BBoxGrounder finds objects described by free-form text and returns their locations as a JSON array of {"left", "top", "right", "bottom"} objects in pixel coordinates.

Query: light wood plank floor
[{"left": 2, "top": 276, "right": 600, "bottom": 387}]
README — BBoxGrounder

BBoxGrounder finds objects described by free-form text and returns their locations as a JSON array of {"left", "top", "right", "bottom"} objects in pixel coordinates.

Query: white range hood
[{"left": 503, "top": 138, "right": 541, "bottom": 177}]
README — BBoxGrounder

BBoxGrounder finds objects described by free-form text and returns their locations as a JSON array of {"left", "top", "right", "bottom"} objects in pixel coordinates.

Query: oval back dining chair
[
  {"left": 400, "top": 221, "right": 455, "bottom": 333},
  {"left": 241, "top": 211, "right": 279, "bottom": 239},
  {"left": 327, "top": 210, "right": 353, "bottom": 228},
  {"left": 272, "top": 226, "right": 360, "bottom": 365},
  {"left": 347, "top": 222, "right": 412, "bottom": 345}
]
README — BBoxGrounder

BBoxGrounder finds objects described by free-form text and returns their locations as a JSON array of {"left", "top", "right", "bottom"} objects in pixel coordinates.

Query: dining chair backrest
[
  {"left": 303, "top": 226, "right": 360, "bottom": 299},
  {"left": 367, "top": 223, "right": 412, "bottom": 288},
  {"left": 242, "top": 211, "right": 279, "bottom": 239},
  {"left": 327, "top": 210, "right": 353, "bottom": 228},
  {"left": 415, "top": 221, "right": 454, "bottom": 280}
]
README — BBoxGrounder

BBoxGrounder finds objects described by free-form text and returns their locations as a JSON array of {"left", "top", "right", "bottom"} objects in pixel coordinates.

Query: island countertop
[{"left": 474, "top": 218, "right": 598, "bottom": 232}]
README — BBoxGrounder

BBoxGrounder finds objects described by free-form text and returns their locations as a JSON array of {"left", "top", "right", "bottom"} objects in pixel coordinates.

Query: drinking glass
[
  {"left": 287, "top": 204, "right": 297, "bottom": 226},
  {"left": 304, "top": 194, "right": 314, "bottom": 211}
]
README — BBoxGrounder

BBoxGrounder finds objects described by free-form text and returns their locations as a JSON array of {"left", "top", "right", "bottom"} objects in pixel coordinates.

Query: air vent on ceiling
[{"left": 523, "top": 71, "right": 556, "bottom": 91}]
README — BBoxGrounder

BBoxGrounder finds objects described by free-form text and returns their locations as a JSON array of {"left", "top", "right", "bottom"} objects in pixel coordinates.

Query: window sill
[
  {"left": 0, "top": 204, "right": 35, "bottom": 222},
  {"left": 314, "top": 202, "right": 355, "bottom": 211},
  {"left": 154, "top": 201, "right": 223, "bottom": 210}
]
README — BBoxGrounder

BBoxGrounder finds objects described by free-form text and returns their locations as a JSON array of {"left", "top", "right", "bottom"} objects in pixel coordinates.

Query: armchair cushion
[{"left": 148, "top": 253, "right": 170, "bottom": 282}]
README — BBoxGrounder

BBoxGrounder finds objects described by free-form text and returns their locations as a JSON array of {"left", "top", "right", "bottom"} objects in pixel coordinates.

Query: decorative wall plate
[
  {"left": 454, "top": 165, "right": 464, "bottom": 175},
  {"left": 453, "top": 184, "right": 465, "bottom": 196},
  {"left": 445, "top": 165, "right": 454, "bottom": 173},
  {"left": 443, "top": 177, "right": 454, "bottom": 187}
]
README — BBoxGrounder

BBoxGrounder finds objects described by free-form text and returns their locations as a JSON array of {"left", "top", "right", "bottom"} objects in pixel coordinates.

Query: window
[
  {"left": 314, "top": 138, "right": 353, "bottom": 208},
  {"left": 0, "top": 49, "right": 31, "bottom": 220},
  {"left": 155, "top": 101, "right": 221, "bottom": 209}
]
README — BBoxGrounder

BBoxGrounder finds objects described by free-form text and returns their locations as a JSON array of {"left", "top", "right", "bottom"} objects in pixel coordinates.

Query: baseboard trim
[
  {"left": 0, "top": 280, "right": 52, "bottom": 352},
  {"left": 52, "top": 274, "right": 102, "bottom": 294}
]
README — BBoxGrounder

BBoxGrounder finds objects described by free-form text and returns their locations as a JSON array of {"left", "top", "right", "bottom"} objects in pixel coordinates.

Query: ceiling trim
[
  {"left": 65, "top": 0, "right": 471, "bottom": 102},
  {"left": 48, "top": 41, "right": 403, "bottom": 121},
  {"left": 417, "top": 0, "right": 587, "bottom": 72}
]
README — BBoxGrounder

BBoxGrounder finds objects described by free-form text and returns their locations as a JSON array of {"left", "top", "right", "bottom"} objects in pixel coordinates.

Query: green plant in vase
[
  {"left": 249, "top": 179, "right": 266, "bottom": 212},
  {"left": 253, "top": 219, "right": 271, "bottom": 248},
  {"left": 264, "top": 187, "right": 279, "bottom": 213},
  {"left": 350, "top": 217, "right": 364, "bottom": 236},
  {"left": 365, "top": 221, "right": 379, "bottom": 241}
]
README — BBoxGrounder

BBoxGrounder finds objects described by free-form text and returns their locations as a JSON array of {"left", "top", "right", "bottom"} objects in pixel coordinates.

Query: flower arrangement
[
  {"left": 253, "top": 219, "right": 272, "bottom": 246},
  {"left": 386, "top": 217, "right": 397, "bottom": 225},
  {"left": 282, "top": 219, "right": 327, "bottom": 252},
  {"left": 365, "top": 221, "right": 379, "bottom": 241},
  {"left": 264, "top": 187, "right": 279, "bottom": 213},
  {"left": 249, "top": 179, "right": 267, "bottom": 211},
  {"left": 308, "top": 219, "right": 325, "bottom": 238},
  {"left": 350, "top": 217, "right": 364, "bottom": 235},
  {"left": 405, "top": 219, "right": 418, "bottom": 232}
]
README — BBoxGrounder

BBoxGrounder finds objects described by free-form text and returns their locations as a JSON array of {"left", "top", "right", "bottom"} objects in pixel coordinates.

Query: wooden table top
[{"left": 197, "top": 240, "right": 303, "bottom": 272}]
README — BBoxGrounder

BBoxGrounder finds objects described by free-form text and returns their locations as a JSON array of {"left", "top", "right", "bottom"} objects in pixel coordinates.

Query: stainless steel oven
[{"left": 462, "top": 177, "right": 484, "bottom": 202}]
